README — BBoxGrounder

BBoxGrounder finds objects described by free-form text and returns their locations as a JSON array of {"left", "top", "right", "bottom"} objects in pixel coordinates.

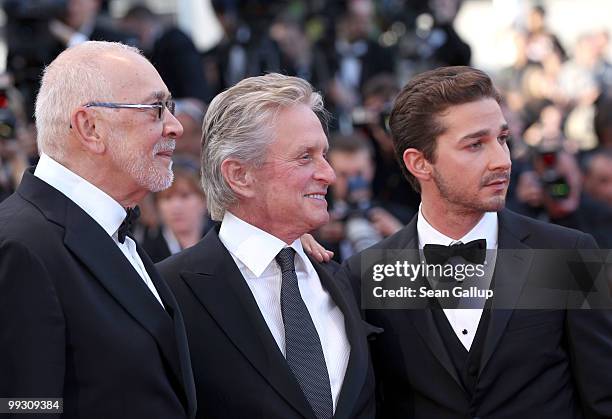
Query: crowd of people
[
  {"left": 1, "top": 0, "right": 612, "bottom": 417},
  {"left": 1, "top": 0, "right": 611, "bottom": 257}
]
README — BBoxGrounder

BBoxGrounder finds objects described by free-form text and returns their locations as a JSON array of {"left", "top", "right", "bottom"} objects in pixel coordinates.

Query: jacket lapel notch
[
  {"left": 311, "top": 259, "right": 367, "bottom": 419},
  {"left": 62, "top": 205, "right": 184, "bottom": 392},
  {"left": 181, "top": 233, "right": 317, "bottom": 419},
  {"left": 480, "top": 211, "right": 534, "bottom": 374}
]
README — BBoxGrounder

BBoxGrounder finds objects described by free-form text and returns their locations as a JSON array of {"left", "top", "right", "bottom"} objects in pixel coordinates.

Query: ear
[
  {"left": 220, "top": 158, "right": 256, "bottom": 199},
  {"left": 70, "top": 107, "right": 106, "bottom": 155},
  {"left": 403, "top": 148, "right": 432, "bottom": 184}
]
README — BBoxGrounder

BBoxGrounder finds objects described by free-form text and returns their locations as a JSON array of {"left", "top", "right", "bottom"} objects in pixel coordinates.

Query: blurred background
[{"left": 0, "top": 0, "right": 611, "bottom": 260}]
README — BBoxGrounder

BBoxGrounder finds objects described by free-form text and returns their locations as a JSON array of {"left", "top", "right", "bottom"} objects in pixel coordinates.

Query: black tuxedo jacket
[
  {"left": 342, "top": 209, "right": 612, "bottom": 419},
  {"left": 156, "top": 226, "right": 378, "bottom": 419},
  {"left": 0, "top": 171, "right": 196, "bottom": 419}
]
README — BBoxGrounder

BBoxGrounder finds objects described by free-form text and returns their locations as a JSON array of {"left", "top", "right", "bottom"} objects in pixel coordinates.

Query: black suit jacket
[
  {"left": 342, "top": 209, "right": 612, "bottom": 419},
  {"left": 0, "top": 171, "right": 196, "bottom": 419},
  {"left": 157, "top": 226, "right": 378, "bottom": 419}
]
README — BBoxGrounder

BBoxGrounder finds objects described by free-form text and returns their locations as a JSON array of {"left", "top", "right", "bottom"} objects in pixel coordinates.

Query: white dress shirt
[
  {"left": 34, "top": 153, "right": 164, "bottom": 308},
  {"left": 417, "top": 205, "right": 498, "bottom": 350},
  {"left": 219, "top": 211, "right": 351, "bottom": 411}
]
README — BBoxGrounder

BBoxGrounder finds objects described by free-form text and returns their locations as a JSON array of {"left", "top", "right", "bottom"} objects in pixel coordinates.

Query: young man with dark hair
[{"left": 341, "top": 66, "right": 612, "bottom": 418}]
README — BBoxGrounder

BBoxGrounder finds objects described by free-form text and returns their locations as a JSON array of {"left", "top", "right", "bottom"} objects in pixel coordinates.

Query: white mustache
[{"left": 153, "top": 139, "right": 176, "bottom": 155}]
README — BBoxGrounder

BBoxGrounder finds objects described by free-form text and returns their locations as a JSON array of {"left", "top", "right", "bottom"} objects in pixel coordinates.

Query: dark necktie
[
  {"left": 275, "top": 247, "right": 333, "bottom": 419},
  {"left": 423, "top": 238, "right": 487, "bottom": 265},
  {"left": 117, "top": 206, "right": 140, "bottom": 244}
]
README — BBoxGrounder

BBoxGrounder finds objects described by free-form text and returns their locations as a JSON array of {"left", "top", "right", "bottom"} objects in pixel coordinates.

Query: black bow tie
[
  {"left": 423, "top": 239, "right": 487, "bottom": 265},
  {"left": 117, "top": 206, "right": 140, "bottom": 244}
]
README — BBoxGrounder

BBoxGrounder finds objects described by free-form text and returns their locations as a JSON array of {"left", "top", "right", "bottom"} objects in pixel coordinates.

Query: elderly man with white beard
[{"left": 0, "top": 41, "right": 196, "bottom": 419}]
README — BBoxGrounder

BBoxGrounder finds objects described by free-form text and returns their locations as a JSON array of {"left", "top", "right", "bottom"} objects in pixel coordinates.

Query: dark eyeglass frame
[{"left": 83, "top": 99, "right": 176, "bottom": 120}]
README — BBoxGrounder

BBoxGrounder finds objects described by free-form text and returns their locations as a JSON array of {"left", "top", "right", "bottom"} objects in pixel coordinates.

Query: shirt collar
[
  {"left": 416, "top": 203, "right": 498, "bottom": 249},
  {"left": 218, "top": 211, "right": 309, "bottom": 277},
  {"left": 34, "top": 153, "right": 127, "bottom": 238}
]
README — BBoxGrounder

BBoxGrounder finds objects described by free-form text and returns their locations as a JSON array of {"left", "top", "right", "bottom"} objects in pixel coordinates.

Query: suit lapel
[
  {"left": 479, "top": 210, "right": 534, "bottom": 374},
  {"left": 366, "top": 210, "right": 535, "bottom": 387},
  {"left": 137, "top": 243, "right": 197, "bottom": 418},
  {"left": 309, "top": 259, "right": 367, "bottom": 419},
  {"left": 62, "top": 205, "right": 185, "bottom": 384},
  {"left": 19, "top": 171, "right": 193, "bottom": 415},
  {"left": 409, "top": 310, "right": 467, "bottom": 392},
  {"left": 180, "top": 231, "right": 316, "bottom": 419},
  {"left": 394, "top": 219, "right": 466, "bottom": 392}
]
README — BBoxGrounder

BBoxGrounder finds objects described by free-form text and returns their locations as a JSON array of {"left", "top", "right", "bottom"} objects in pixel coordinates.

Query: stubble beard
[
  {"left": 432, "top": 168, "right": 507, "bottom": 214},
  {"left": 109, "top": 133, "right": 175, "bottom": 193}
]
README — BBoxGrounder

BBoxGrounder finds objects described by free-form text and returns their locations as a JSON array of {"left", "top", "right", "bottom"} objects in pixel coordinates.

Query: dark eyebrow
[{"left": 458, "top": 123, "right": 509, "bottom": 142}]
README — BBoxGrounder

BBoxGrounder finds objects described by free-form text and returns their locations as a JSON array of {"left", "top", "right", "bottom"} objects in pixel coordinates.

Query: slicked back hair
[
  {"left": 201, "top": 73, "right": 328, "bottom": 221},
  {"left": 389, "top": 66, "right": 501, "bottom": 192}
]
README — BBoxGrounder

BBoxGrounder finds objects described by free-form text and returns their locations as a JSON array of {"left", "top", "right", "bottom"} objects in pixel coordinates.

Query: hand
[
  {"left": 300, "top": 233, "right": 334, "bottom": 262},
  {"left": 369, "top": 207, "right": 403, "bottom": 237}
]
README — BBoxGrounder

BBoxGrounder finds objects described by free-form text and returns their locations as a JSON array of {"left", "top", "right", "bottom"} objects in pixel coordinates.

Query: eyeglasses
[{"left": 84, "top": 99, "right": 176, "bottom": 120}]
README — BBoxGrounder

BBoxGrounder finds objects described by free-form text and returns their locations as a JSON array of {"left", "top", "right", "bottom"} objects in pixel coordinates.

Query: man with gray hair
[
  {"left": 157, "top": 73, "right": 377, "bottom": 419},
  {"left": 0, "top": 41, "right": 196, "bottom": 418}
]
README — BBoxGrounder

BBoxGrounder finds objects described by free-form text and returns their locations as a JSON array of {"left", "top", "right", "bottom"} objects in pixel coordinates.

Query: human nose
[
  {"left": 163, "top": 109, "right": 184, "bottom": 140},
  {"left": 489, "top": 140, "right": 512, "bottom": 172},
  {"left": 315, "top": 157, "right": 336, "bottom": 186}
]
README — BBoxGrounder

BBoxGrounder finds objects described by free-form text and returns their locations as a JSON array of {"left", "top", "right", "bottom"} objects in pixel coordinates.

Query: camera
[
  {"left": 333, "top": 175, "right": 382, "bottom": 252},
  {"left": 351, "top": 105, "right": 391, "bottom": 132},
  {"left": 532, "top": 147, "right": 571, "bottom": 200},
  {"left": 3, "top": 0, "right": 68, "bottom": 66},
  {"left": 3, "top": 0, "right": 68, "bottom": 118}
]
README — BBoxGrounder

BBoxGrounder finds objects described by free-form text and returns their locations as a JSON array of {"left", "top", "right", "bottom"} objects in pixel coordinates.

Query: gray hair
[
  {"left": 35, "top": 41, "right": 143, "bottom": 161},
  {"left": 201, "top": 73, "right": 327, "bottom": 221}
]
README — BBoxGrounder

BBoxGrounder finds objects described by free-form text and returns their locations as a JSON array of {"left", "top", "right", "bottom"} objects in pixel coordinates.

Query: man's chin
[
  {"left": 483, "top": 197, "right": 506, "bottom": 212},
  {"left": 144, "top": 171, "right": 174, "bottom": 193},
  {"left": 309, "top": 213, "right": 330, "bottom": 231}
]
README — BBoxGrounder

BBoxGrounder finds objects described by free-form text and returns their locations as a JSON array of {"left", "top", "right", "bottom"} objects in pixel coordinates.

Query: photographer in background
[
  {"left": 355, "top": 75, "right": 421, "bottom": 211},
  {"left": 582, "top": 149, "right": 612, "bottom": 208},
  {"left": 46, "top": 0, "right": 138, "bottom": 51},
  {"left": 3, "top": 0, "right": 137, "bottom": 119},
  {"left": 510, "top": 146, "right": 612, "bottom": 247},
  {"left": 315, "top": 1, "right": 395, "bottom": 132},
  {"left": 0, "top": 77, "right": 30, "bottom": 202},
  {"left": 121, "top": 4, "right": 209, "bottom": 104},
  {"left": 594, "top": 94, "right": 612, "bottom": 149},
  {"left": 316, "top": 132, "right": 414, "bottom": 261}
]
